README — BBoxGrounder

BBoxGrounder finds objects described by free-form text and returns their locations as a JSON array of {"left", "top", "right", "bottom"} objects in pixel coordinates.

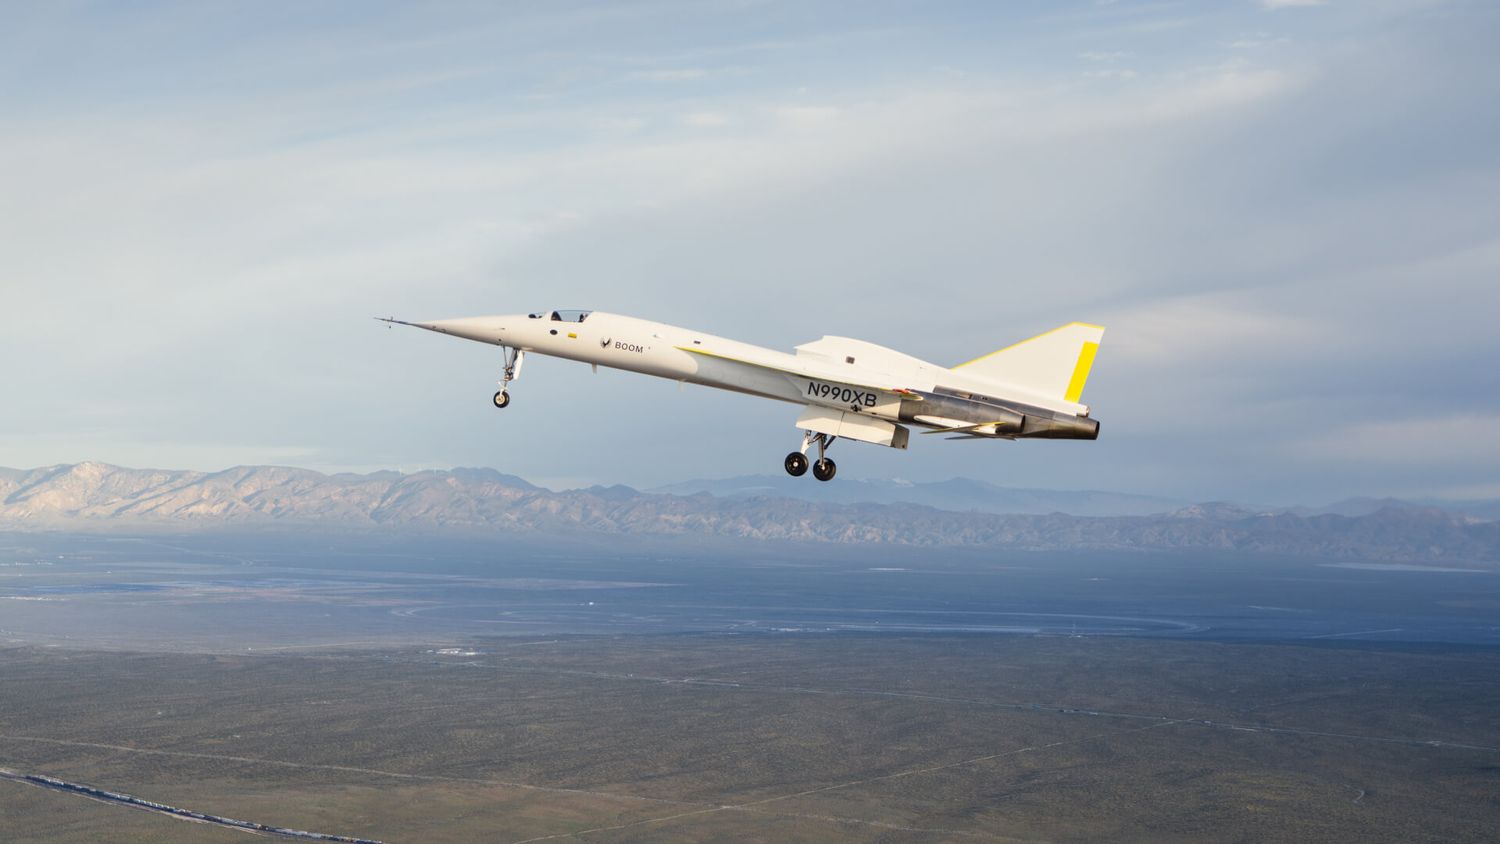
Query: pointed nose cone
[{"left": 412, "top": 317, "right": 504, "bottom": 344}]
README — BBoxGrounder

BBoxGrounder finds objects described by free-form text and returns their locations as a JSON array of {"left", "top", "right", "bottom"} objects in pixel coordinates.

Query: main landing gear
[
  {"left": 785, "top": 432, "right": 837, "bottom": 482},
  {"left": 493, "top": 347, "right": 524, "bottom": 409}
]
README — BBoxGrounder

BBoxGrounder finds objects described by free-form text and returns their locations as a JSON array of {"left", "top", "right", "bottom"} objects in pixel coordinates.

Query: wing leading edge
[{"left": 675, "top": 344, "right": 922, "bottom": 398}]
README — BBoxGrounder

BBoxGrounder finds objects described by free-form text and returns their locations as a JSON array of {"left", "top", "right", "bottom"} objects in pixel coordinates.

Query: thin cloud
[
  {"left": 683, "top": 111, "right": 733, "bottom": 127},
  {"left": 1226, "top": 33, "right": 1290, "bottom": 49},
  {"left": 626, "top": 67, "right": 709, "bottom": 81},
  {"left": 1289, "top": 414, "right": 1500, "bottom": 467}
]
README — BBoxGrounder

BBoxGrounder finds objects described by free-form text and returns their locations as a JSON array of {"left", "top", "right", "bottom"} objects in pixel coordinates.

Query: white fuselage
[
  {"left": 422, "top": 311, "right": 912, "bottom": 416},
  {"left": 385, "top": 306, "right": 1104, "bottom": 482},
  {"left": 411, "top": 310, "right": 1086, "bottom": 422}
]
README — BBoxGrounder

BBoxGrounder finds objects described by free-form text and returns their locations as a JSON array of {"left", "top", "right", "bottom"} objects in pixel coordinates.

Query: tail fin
[{"left": 952, "top": 323, "right": 1104, "bottom": 404}]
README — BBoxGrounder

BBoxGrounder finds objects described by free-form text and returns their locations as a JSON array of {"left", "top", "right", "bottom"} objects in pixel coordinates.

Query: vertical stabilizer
[{"left": 952, "top": 323, "right": 1104, "bottom": 404}]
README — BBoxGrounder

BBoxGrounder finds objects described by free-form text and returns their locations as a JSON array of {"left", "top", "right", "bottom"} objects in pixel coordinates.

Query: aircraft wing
[{"left": 675, "top": 344, "right": 923, "bottom": 399}]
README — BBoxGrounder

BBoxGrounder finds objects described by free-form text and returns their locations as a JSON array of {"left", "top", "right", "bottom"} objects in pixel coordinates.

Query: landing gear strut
[
  {"left": 785, "top": 432, "right": 837, "bottom": 482},
  {"left": 493, "top": 347, "right": 524, "bottom": 409}
]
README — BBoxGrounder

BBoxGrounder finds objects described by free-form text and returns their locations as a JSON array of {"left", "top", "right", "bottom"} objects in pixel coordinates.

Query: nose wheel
[
  {"left": 785, "top": 432, "right": 837, "bottom": 481},
  {"left": 492, "top": 347, "right": 524, "bottom": 409}
]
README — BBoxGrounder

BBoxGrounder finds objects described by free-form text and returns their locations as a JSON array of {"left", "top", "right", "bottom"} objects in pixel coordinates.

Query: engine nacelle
[
  {"left": 1017, "top": 414, "right": 1099, "bottom": 440},
  {"left": 898, "top": 390, "right": 1098, "bottom": 439}
]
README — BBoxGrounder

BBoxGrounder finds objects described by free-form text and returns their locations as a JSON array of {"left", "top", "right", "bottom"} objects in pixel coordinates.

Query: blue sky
[{"left": 2, "top": 0, "right": 1497, "bottom": 504}]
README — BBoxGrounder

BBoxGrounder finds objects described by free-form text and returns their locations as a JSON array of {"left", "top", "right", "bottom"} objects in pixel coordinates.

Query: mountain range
[
  {"left": 2, "top": 462, "right": 1497, "bottom": 566},
  {"left": 647, "top": 475, "right": 1187, "bottom": 517},
  {"left": 652, "top": 475, "right": 1500, "bottom": 522}
]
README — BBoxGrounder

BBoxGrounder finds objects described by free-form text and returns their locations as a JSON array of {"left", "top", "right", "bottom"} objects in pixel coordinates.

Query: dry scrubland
[{"left": 2, "top": 635, "right": 1498, "bottom": 843}]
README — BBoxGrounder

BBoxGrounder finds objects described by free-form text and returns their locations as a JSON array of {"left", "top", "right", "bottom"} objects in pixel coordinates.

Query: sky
[{"left": 2, "top": 0, "right": 1498, "bottom": 504}]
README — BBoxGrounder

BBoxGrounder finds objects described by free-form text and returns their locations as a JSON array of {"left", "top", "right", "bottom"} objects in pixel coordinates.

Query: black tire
[
  {"left": 493, "top": 390, "right": 510, "bottom": 409},
  {"left": 812, "top": 458, "right": 837, "bottom": 482},
  {"left": 784, "top": 452, "right": 809, "bottom": 477}
]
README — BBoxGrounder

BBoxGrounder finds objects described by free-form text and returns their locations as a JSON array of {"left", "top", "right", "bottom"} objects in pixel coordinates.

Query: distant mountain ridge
[
  {"left": 1284, "top": 496, "right": 1500, "bottom": 521},
  {"left": 647, "top": 475, "right": 1187, "bottom": 517},
  {"left": 2, "top": 462, "right": 1498, "bottom": 566}
]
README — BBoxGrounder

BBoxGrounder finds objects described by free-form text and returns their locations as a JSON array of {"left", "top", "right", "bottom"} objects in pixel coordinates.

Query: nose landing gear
[
  {"left": 493, "top": 347, "right": 524, "bottom": 409},
  {"left": 785, "top": 432, "right": 837, "bottom": 481}
]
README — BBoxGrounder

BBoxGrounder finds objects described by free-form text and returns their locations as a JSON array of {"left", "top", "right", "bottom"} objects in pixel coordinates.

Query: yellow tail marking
[
  {"left": 1064, "top": 341, "right": 1099, "bottom": 403},
  {"left": 567, "top": 332, "right": 577, "bottom": 339}
]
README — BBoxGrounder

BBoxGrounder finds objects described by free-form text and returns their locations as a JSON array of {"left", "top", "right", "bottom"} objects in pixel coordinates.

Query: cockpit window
[{"left": 552, "top": 309, "right": 592, "bottom": 323}]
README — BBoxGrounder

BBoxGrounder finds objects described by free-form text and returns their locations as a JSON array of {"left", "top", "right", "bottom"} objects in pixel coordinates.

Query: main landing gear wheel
[
  {"left": 492, "top": 390, "right": 510, "bottom": 409},
  {"left": 812, "top": 458, "right": 837, "bottom": 482},
  {"left": 784, "top": 452, "right": 809, "bottom": 477},
  {"left": 788, "top": 431, "right": 839, "bottom": 481}
]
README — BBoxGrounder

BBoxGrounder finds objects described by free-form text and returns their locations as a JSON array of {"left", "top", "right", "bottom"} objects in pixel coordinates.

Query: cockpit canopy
[{"left": 527, "top": 309, "right": 593, "bottom": 323}]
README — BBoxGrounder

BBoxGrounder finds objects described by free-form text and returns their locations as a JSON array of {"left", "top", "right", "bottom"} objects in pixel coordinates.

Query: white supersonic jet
[{"left": 379, "top": 309, "right": 1103, "bottom": 482}]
